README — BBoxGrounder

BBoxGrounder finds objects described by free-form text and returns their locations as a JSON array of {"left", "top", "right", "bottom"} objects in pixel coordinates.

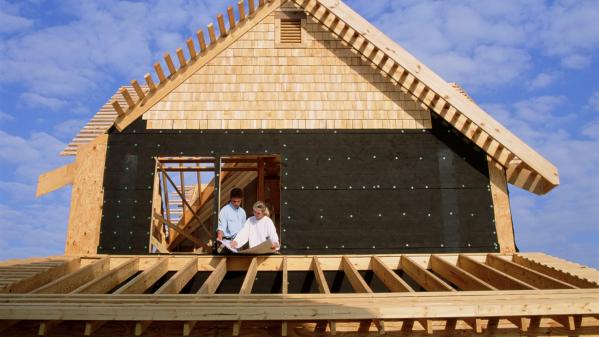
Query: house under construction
[{"left": 1, "top": 0, "right": 598, "bottom": 336}]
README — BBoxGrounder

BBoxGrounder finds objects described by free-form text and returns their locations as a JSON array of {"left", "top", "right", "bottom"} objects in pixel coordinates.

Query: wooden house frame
[{"left": 4, "top": 0, "right": 597, "bottom": 336}]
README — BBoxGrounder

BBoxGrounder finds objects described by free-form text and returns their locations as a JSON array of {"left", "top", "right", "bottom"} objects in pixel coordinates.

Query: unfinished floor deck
[{"left": 0, "top": 252, "right": 598, "bottom": 337}]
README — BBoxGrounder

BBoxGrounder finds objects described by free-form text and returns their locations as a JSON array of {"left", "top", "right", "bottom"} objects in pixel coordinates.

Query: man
[
  {"left": 231, "top": 201, "right": 279, "bottom": 251},
  {"left": 216, "top": 188, "right": 247, "bottom": 242}
]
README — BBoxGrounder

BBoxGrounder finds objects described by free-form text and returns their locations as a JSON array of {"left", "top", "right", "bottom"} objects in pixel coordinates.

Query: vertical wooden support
[
  {"left": 164, "top": 53, "right": 177, "bottom": 76},
  {"left": 176, "top": 48, "right": 187, "bottom": 68},
  {"left": 65, "top": 135, "right": 108, "bottom": 255},
  {"left": 186, "top": 38, "right": 197, "bottom": 59},
  {"left": 161, "top": 169, "right": 172, "bottom": 224},
  {"left": 207, "top": 23, "right": 217, "bottom": 44},
  {"left": 130, "top": 80, "right": 145, "bottom": 100},
  {"left": 259, "top": 0, "right": 265, "bottom": 7},
  {"left": 257, "top": 158, "right": 265, "bottom": 201},
  {"left": 179, "top": 163, "right": 186, "bottom": 225},
  {"left": 217, "top": 14, "right": 227, "bottom": 37},
  {"left": 213, "top": 157, "right": 221, "bottom": 235},
  {"left": 487, "top": 158, "right": 516, "bottom": 253},
  {"left": 238, "top": 0, "right": 246, "bottom": 21},
  {"left": 227, "top": 6, "right": 236, "bottom": 29},
  {"left": 196, "top": 29, "right": 207, "bottom": 52},
  {"left": 112, "top": 101, "right": 125, "bottom": 117},
  {"left": 153, "top": 62, "right": 166, "bottom": 83},
  {"left": 144, "top": 73, "right": 156, "bottom": 91}
]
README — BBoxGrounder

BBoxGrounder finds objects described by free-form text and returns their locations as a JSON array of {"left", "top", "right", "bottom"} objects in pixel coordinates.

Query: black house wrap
[{"left": 98, "top": 113, "right": 498, "bottom": 254}]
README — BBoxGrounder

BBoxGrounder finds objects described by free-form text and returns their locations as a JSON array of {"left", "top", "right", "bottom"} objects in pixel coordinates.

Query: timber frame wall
[{"left": 0, "top": 252, "right": 598, "bottom": 336}]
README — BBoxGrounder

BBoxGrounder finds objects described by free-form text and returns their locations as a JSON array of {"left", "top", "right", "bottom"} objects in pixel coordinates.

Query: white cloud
[
  {"left": 587, "top": 91, "right": 599, "bottom": 112},
  {"left": 0, "top": 111, "right": 14, "bottom": 122},
  {"left": 527, "top": 72, "right": 556, "bottom": 90},
  {"left": 0, "top": 9, "right": 33, "bottom": 33},
  {"left": 52, "top": 119, "right": 87, "bottom": 139},
  {"left": 19, "top": 92, "right": 68, "bottom": 111}
]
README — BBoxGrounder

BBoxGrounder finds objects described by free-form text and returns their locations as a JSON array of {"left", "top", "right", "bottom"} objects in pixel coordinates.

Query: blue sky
[{"left": 0, "top": 0, "right": 597, "bottom": 267}]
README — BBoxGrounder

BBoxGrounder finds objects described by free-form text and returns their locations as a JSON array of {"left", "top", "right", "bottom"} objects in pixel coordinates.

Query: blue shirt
[{"left": 217, "top": 202, "right": 247, "bottom": 238}]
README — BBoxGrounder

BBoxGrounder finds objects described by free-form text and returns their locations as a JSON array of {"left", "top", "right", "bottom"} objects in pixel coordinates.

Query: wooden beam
[
  {"left": 281, "top": 257, "right": 288, "bottom": 337},
  {"left": 153, "top": 62, "right": 166, "bottom": 83},
  {"left": 36, "top": 162, "right": 77, "bottom": 197},
  {"left": 161, "top": 170, "right": 171, "bottom": 224},
  {"left": 144, "top": 73, "right": 156, "bottom": 91},
  {"left": 512, "top": 254, "right": 598, "bottom": 288},
  {"left": 257, "top": 158, "right": 265, "bottom": 201},
  {"left": 227, "top": 6, "right": 236, "bottom": 30},
  {"left": 186, "top": 38, "right": 196, "bottom": 59},
  {"left": 196, "top": 29, "right": 207, "bottom": 52},
  {"left": 457, "top": 255, "right": 533, "bottom": 290},
  {"left": 486, "top": 254, "right": 576, "bottom": 289},
  {"left": 233, "top": 258, "right": 259, "bottom": 336},
  {"left": 156, "top": 257, "right": 197, "bottom": 294},
  {"left": 130, "top": 80, "right": 145, "bottom": 100},
  {"left": 32, "top": 257, "right": 109, "bottom": 294},
  {"left": 429, "top": 255, "right": 496, "bottom": 291},
  {"left": 248, "top": 0, "right": 255, "bottom": 14},
  {"left": 163, "top": 53, "right": 176, "bottom": 76},
  {"left": 73, "top": 257, "right": 139, "bottom": 294},
  {"left": 312, "top": 257, "right": 336, "bottom": 334},
  {"left": 371, "top": 256, "right": 413, "bottom": 292},
  {"left": 238, "top": 0, "right": 246, "bottom": 21},
  {"left": 185, "top": 258, "right": 227, "bottom": 336},
  {"left": 114, "top": 257, "right": 168, "bottom": 294},
  {"left": 488, "top": 158, "right": 516, "bottom": 253},
  {"left": 400, "top": 256, "right": 455, "bottom": 292},
  {"left": 176, "top": 48, "right": 187, "bottom": 68},
  {"left": 217, "top": 14, "right": 227, "bottom": 37},
  {"left": 120, "top": 87, "right": 135, "bottom": 108},
  {"left": 112, "top": 101, "right": 125, "bottom": 117}
]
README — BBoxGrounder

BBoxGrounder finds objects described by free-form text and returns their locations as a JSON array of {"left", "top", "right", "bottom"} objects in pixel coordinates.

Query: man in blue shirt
[{"left": 216, "top": 188, "right": 247, "bottom": 241}]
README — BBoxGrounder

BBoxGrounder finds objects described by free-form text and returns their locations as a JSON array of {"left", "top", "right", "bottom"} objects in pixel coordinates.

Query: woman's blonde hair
[{"left": 253, "top": 201, "right": 270, "bottom": 217}]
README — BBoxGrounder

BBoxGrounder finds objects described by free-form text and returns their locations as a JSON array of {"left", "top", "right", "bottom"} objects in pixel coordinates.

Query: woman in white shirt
[{"left": 231, "top": 201, "right": 280, "bottom": 251}]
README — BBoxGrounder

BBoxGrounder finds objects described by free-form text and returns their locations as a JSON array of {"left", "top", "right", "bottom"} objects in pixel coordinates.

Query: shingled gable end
[{"left": 5, "top": 0, "right": 598, "bottom": 336}]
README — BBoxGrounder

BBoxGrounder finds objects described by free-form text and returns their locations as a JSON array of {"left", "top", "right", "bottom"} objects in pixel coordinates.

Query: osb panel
[
  {"left": 65, "top": 135, "right": 108, "bottom": 255},
  {"left": 143, "top": 8, "right": 432, "bottom": 130}
]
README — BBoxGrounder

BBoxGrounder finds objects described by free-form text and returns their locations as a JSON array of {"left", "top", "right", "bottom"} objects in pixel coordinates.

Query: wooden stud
[
  {"left": 164, "top": 53, "right": 177, "bottom": 76},
  {"left": 240, "top": 257, "right": 259, "bottom": 295},
  {"left": 371, "top": 256, "right": 413, "bottom": 292},
  {"left": 457, "top": 254, "right": 533, "bottom": 290},
  {"left": 186, "top": 38, "right": 196, "bottom": 59},
  {"left": 227, "top": 6, "right": 236, "bottom": 30},
  {"left": 179, "top": 163, "right": 186, "bottom": 224},
  {"left": 120, "top": 88, "right": 135, "bottom": 108},
  {"left": 462, "top": 318, "right": 484, "bottom": 333},
  {"left": 238, "top": 0, "right": 246, "bottom": 21},
  {"left": 312, "top": 257, "right": 336, "bottom": 334},
  {"left": 144, "top": 73, "right": 156, "bottom": 91},
  {"left": 486, "top": 254, "right": 576, "bottom": 289},
  {"left": 217, "top": 14, "right": 227, "bottom": 38},
  {"left": 342, "top": 256, "right": 372, "bottom": 293},
  {"left": 488, "top": 158, "right": 516, "bottom": 253},
  {"left": 161, "top": 170, "right": 171, "bottom": 224},
  {"left": 258, "top": 0, "right": 265, "bottom": 7},
  {"left": 196, "top": 29, "right": 207, "bottom": 52},
  {"left": 551, "top": 315, "right": 577, "bottom": 331},
  {"left": 400, "top": 256, "right": 455, "bottom": 292},
  {"left": 38, "top": 320, "right": 62, "bottom": 336},
  {"left": 207, "top": 23, "right": 217, "bottom": 44},
  {"left": 417, "top": 319, "right": 433, "bottom": 335},
  {"left": 153, "top": 62, "right": 166, "bottom": 83},
  {"left": 84, "top": 320, "right": 106, "bottom": 336},
  {"left": 32, "top": 257, "right": 110, "bottom": 293},
  {"left": 134, "top": 321, "right": 152, "bottom": 336},
  {"left": 429, "top": 255, "right": 496, "bottom": 291},
  {"left": 185, "top": 258, "right": 227, "bottom": 336},
  {"left": 248, "top": 0, "right": 255, "bottom": 15},
  {"left": 281, "top": 257, "right": 288, "bottom": 337},
  {"left": 176, "top": 48, "right": 187, "bottom": 68},
  {"left": 130, "top": 80, "right": 145, "bottom": 100}
]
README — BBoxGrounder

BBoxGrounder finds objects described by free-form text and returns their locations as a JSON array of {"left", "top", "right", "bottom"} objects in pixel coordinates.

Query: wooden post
[
  {"left": 217, "top": 14, "right": 227, "bottom": 37},
  {"left": 248, "top": 0, "right": 255, "bottom": 15},
  {"left": 227, "top": 6, "right": 236, "bottom": 30},
  {"left": 186, "top": 38, "right": 197, "bottom": 58},
  {"left": 120, "top": 87, "right": 135, "bottom": 108},
  {"left": 176, "top": 48, "right": 187, "bottom": 68},
  {"left": 130, "top": 80, "right": 145, "bottom": 100},
  {"left": 487, "top": 158, "right": 516, "bottom": 253},
  {"left": 153, "top": 62, "right": 166, "bottom": 83},
  {"left": 144, "top": 73, "right": 156, "bottom": 91},
  {"left": 112, "top": 101, "right": 125, "bottom": 117},
  {"left": 257, "top": 158, "right": 265, "bottom": 201},
  {"left": 196, "top": 29, "right": 207, "bottom": 52},
  {"left": 164, "top": 52, "right": 177, "bottom": 76},
  {"left": 207, "top": 23, "right": 217, "bottom": 44},
  {"left": 180, "top": 163, "right": 186, "bottom": 225},
  {"left": 238, "top": 0, "right": 246, "bottom": 21}
]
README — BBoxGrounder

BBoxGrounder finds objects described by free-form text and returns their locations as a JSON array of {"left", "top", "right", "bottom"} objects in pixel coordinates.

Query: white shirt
[{"left": 234, "top": 216, "right": 280, "bottom": 249}]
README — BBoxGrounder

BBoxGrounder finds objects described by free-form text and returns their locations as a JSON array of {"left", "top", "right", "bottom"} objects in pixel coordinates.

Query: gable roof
[{"left": 62, "top": 0, "right": 559, "bottom": 195}]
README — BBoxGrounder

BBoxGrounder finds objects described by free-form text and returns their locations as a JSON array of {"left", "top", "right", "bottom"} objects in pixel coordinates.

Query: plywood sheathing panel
[
  {"left": 142, "top": 9, "right": 431, "bottom": 130},
  {"left": 64, "top": 135, "right": 108, "bottom": 255}
]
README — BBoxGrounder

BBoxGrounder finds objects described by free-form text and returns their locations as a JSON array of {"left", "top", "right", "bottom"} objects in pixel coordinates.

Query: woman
[{"left": 231, "top": 201, "right": 280, "bottom": 251}]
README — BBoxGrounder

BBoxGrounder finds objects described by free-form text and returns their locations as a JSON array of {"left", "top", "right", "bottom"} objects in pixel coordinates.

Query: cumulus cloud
[
  {"left": 528, "top": 72, "right": 556, "bottom": 90},
  {"left": 19, "top": 92, "right": 68, "bottom": 111},
  {"left": 587, "top": 91, "right": 599, "bottom": 112},
  {"left": 0, "top": 9, "right": 33, "bottom": 33},
  {"left": 0, "top": 111, "right": 14, "bottom": 122}
]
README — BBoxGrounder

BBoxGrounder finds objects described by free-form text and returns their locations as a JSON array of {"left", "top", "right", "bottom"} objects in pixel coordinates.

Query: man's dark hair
[{"left": 230, "top": 188, "right": 244, "bottom": 199}]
